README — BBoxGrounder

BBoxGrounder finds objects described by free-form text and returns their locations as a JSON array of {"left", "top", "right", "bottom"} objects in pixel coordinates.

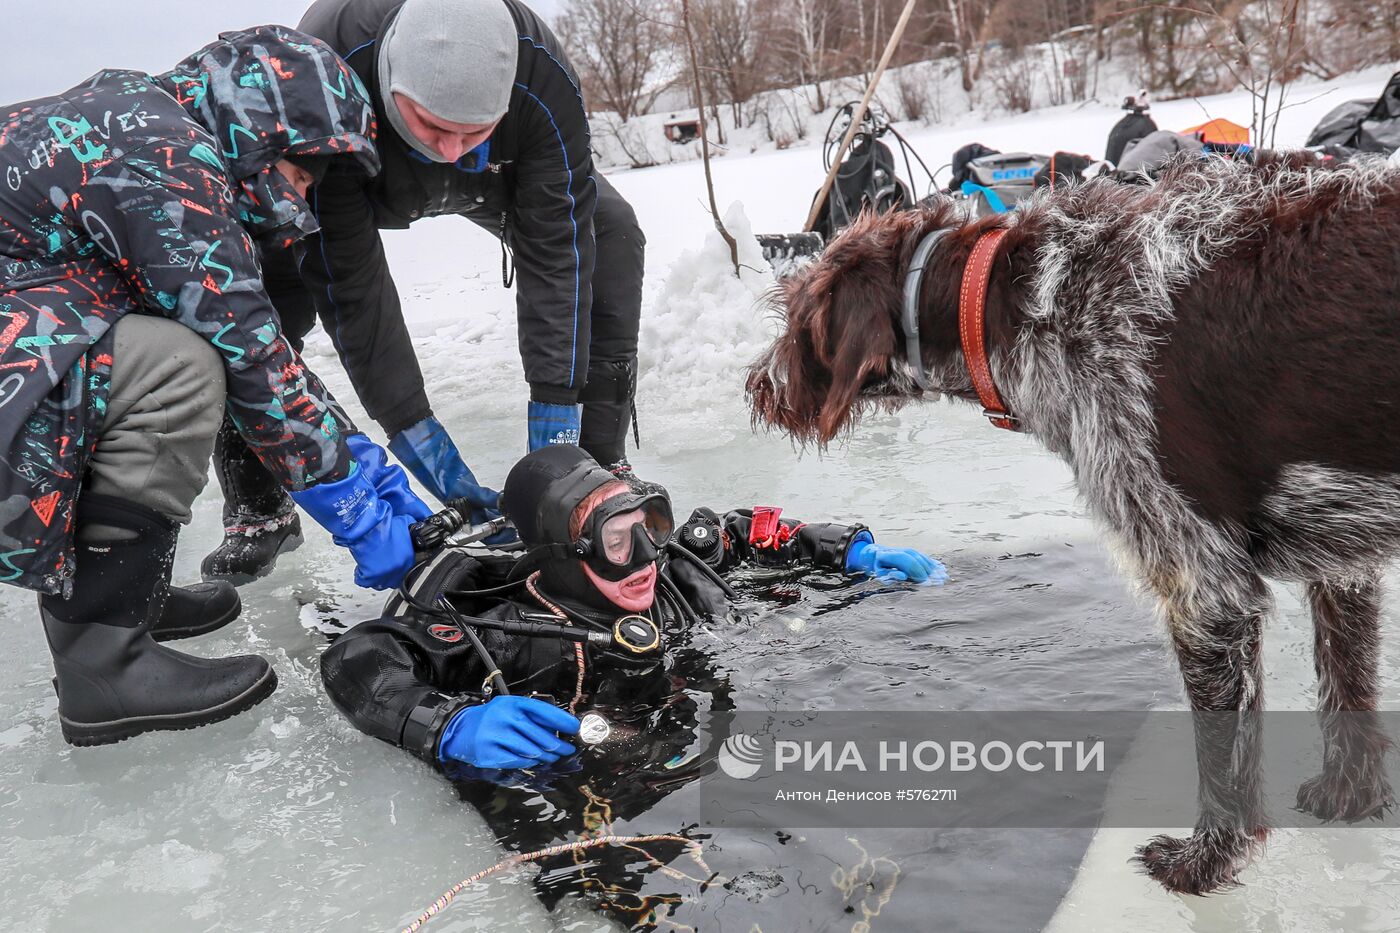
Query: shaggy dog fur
[{"left": 747, "top": 152, "right": 1400, "bottom": 893}]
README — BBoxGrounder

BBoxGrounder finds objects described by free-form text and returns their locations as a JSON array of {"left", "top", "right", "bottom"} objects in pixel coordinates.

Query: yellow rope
[{"left": 399, "top": 833, "right": 696, "bottom": 933}]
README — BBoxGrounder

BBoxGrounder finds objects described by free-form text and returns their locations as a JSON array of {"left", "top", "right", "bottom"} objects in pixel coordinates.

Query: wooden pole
[{"left": 802, "top": 0, "right": 918, "bottom": 233}]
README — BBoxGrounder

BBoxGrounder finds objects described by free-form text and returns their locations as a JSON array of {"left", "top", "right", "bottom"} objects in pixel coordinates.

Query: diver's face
[{"left": 580, "top": 490, "right": 658, "bottom": 612}]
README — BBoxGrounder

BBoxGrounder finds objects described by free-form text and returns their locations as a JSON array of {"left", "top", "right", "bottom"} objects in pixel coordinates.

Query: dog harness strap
[
  {"left": 958, "top": 228, "right": 1019, "bottom": 431},
  {"left": 901, "top": 228, "right": 952, "bottom": 392}
]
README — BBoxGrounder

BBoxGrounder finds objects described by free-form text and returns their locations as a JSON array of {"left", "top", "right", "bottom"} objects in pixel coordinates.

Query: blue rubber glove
[
  {"left": 844, "top": 532, "right": 948, "bottom": 584},
  {"left": 290, "top": 464, "right": 418, "bottom": 590},
  {"left": 527, "top": 401, "right": 581, "bottom": 451},
  {"left": 345, "top": 433, "right": 433, "bottom": 522},
  {"left": 438, "top": 696, "right": 581, "bottom": 770},
  {"left": 387, "top": 416, "right": 501, "bottom": 523}
]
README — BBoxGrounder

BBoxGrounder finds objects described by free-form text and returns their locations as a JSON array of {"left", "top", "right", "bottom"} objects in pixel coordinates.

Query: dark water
[{"left": 448, "top": 540, "right": 1175, "bottom": 932}]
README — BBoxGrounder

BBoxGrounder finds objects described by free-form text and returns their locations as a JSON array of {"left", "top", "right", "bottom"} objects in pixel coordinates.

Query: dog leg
[
  {"left": 1135, "top": 573, "right": 1269, "bottom": 894},
  {"left": 1296, "top": 572, "right": 1394, "bottom": 822}
]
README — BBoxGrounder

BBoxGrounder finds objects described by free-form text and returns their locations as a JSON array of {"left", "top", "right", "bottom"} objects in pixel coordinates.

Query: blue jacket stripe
[
  {"left": 517, "top": 35, "right": 586, "bottom": 123},
  {"left": 515, "top": 82, "right": 581, "bottom": 387}
]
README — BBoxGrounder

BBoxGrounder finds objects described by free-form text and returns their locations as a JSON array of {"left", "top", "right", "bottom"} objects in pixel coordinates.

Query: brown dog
[{"left": 748, "top": 152, "right": 1400, "bottom": 893}]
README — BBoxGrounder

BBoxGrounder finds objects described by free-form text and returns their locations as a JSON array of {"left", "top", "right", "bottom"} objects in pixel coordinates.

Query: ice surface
[{"left": 3, "top": 68, "right": 1400, "bottom": 931}]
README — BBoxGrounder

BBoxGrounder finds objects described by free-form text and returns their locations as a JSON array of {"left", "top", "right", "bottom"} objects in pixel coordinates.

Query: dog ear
[
  {"left": 810, "top": 210, "right": 929, "bottom": 441},
  {"left": 748, "top": 208, "right": 940, "bottom": 445},
  {"left": 811, "top": 259, "right": 902, "bottom": 442}
]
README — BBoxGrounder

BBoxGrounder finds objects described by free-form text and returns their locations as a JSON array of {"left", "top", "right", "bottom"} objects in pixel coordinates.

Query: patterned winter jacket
[{"left": 0, "top": 27, "right": 378, "bottom": 595}]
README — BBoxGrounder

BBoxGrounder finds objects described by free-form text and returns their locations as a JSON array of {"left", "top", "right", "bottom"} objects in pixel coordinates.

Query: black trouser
[
  {"left": 569, "top": 174, "right": 645, "bottom": 465},
  {"left": 213, "top": 174, "right": 646, "bottom": 521}
]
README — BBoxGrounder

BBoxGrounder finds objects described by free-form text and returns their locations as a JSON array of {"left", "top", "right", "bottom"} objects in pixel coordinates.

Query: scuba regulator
[{"left": 408, "top": 499, "right": 513, "bottom": 551}]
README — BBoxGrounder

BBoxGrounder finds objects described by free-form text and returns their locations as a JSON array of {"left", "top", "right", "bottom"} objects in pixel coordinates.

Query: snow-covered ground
[{"left": 2, "top": 67, "right": 1399, "bottom": 930}]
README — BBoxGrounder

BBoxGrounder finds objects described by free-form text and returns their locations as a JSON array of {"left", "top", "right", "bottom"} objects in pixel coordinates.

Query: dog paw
[
  {"left": 1296, "top": 772, "right": 1395, "bottom": 823},
  {"left": 1133, "top": 828, "right": 1258, "bottom": 895}
]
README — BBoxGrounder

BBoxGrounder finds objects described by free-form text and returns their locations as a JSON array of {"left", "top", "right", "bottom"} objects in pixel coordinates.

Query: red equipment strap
[
  {"left": 958, "top": 228, "right": 1019, "bottom": 431},
  {"left": 749, "top": 506, "right": 802, "bottom": 549}
]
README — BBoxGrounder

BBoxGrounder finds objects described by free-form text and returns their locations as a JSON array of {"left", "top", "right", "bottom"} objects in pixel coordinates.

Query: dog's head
[{"left": 747, "top": 200, "right": 976, "bottom": 444}]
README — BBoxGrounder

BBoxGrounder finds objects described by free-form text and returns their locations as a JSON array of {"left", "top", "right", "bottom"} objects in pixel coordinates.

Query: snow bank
[{"left": 635, "top": 202, "right": 777, "bottom": 455}]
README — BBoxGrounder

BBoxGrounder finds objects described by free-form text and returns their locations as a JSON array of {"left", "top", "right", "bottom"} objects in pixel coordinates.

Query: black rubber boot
[
  {"left": 579, "top": 359, "right": 637, "bottom": 467},
  {"left": 40, "top": 495, "right": 277, "bottom": 747},
  {"left": 149, "top": 580, "right": 242, "bottom": 642},
  {"left": 200, "top": 416, "right": 302, "bottom": 585}
]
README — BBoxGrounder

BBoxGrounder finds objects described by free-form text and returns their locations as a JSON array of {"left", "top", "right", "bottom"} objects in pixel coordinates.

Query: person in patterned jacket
[{"left": 0, "top": 26, "right": 433, "bottom": 747}]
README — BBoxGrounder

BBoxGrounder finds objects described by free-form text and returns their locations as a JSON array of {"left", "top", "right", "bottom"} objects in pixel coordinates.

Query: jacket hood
[{"left": 155, "top": 24, "right": 379, "bottom": 181}]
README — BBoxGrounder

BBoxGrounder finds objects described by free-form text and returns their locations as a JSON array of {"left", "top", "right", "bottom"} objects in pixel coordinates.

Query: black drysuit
[
  {"left": 320, "top": 507, "right": 867, "bottom": 763},
  {"left": 273, "top": 0, "right": 645, "bottom": 462}
]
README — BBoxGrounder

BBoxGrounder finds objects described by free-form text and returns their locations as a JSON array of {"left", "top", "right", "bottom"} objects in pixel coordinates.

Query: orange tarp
[{"left": 1181, "top": 118, "right": 1250, "bottom": 145}]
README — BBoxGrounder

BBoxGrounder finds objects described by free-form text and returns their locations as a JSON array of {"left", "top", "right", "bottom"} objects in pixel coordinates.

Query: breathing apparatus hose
[
  {"left": 453, "top": 610, "right": 612, "bottom": 647},
  {"left": 655, "top": 573, "right": 699, "bottom": 627},
  {"left": 434, "top": 596, "right": 511, "bottom": 697},
  {"left": 396, "top": 585, "right": 613, "bottom": 650},
  {"left": 883, "top": 122, "right": 939, "bottom": 196},
  {"left": 666, "top": 541, "right": 738, "bottom": 600},
  {"left": 817, "top": 100, "right": 940, "bottom": 204},
  {"left": 443, "top": 580, "right": 531, "bottom": 599}
]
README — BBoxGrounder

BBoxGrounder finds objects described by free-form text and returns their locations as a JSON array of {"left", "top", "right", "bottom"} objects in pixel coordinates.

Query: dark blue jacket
[{"left": 297, "top": 0, "right": 597, "bottom": 433}]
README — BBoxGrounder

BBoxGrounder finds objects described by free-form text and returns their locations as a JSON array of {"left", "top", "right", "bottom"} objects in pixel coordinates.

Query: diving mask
[{"left": 573, "top": 488, "right": 674, "bottom": 581}]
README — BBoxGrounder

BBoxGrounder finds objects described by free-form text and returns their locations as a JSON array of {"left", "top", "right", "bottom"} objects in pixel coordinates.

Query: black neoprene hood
[{"left": 500, "top": 445, "right": 616, "bottom": 548}]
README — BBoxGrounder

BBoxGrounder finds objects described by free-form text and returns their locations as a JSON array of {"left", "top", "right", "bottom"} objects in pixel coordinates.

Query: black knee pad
[
  {"left": 579, "top": 360, "right": 637, "bottom": 465},
  {"left": 578, "top": 360, "right": 635, "bottom": 405}
]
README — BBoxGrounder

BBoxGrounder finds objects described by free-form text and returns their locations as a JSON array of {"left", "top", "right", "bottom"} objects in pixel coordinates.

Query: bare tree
[
  {"left": 1093, "top": 0, "right": 1220, "bottom": 97},
  {"left": 944, "top": 0, "right": 990, "bottom": 93},
  {"left": 680, "top": 0, "right": 740, "bottom": 276},
  {"left": 980, "top": 0, "right": 1095, "bottom": 106},
  {"left": 559, "top": 0, "right": 674, "bottom": 120},
  {"left": 1198, "top": 0, "right": 1310, "bottom": 146},
  {"left": 691, "top": 0, "right": 774, "bottom": 126},
  {"left": 776, "top": 0, "right": 842, "bottom": 111},
  {"left": 1302, "top": 0, "right": 1400, "bottom": 77}
]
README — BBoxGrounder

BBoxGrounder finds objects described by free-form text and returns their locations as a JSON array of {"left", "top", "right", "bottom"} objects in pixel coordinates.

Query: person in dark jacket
[
  {"left": 0, "top": 27, "right": 433, "bottom": 746},
  {"left": 1104, "top": 92, "right": 1157, "bottom": 166},
  {"left": 320, "top": 445, "right": 943, "bottom": 772},
  {"left": 202, "top": 0, "right": 647, "bottom": 584}
]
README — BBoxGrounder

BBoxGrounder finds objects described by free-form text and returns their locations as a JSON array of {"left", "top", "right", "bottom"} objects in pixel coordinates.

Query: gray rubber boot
[{"left": 40, "top": 495, "right": 276, "bottom": 747}]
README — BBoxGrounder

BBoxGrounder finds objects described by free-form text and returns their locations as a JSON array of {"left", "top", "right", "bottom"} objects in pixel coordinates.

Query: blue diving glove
[
  {"left": 387, "top": 415, "right": 501, "bottom": 522},
  {"left": 844, "top": 532, "right": 948, "bottom": 584},
  {"left": 438, "top": 695, "right": 581, "bottom": 770},
  {"left": 289, "top": 464, "right": 419, "bottom": 590},
  {"left": 345, "top": 433, "right": 433, "bottom": 522},
  {"left": 527, "top": 401, "right": 581, "bottom": 451}
]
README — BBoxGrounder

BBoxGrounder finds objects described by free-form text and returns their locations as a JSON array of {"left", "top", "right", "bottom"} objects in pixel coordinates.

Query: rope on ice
[{"left": 399, "top": 832, "right": 697, "bottom": 932}]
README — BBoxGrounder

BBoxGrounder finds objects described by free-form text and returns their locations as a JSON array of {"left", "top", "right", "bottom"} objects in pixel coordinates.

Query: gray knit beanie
[{"left": 378, "top": 0, "right": 519, "bottom": 162}]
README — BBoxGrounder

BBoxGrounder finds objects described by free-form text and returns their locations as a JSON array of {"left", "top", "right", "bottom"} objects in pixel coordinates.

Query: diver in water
[
  {"left": 320, "top": 444, "right": 944, "bottom": 772},
  {"left": 321, "top": 444, "right": 942, "bottom": 927}
]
